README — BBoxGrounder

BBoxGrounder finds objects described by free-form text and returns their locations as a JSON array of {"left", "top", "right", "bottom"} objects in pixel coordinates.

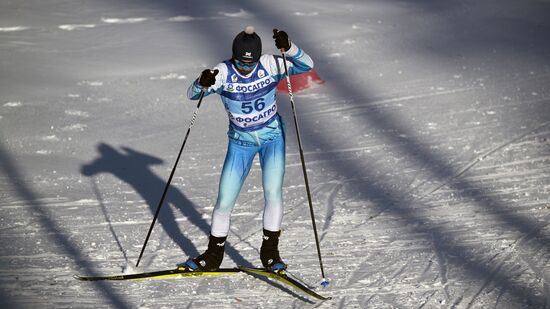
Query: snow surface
[{"left": 1, "top": 0, "right": 549, "bottom": 308}]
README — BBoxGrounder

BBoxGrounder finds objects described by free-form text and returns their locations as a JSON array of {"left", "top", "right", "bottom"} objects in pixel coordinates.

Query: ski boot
[
  {"left": 180, "top": 235, "right": 226, "bottom": 271},
  {"left": 260, "top": 229, "right": 287, "bottom": 272}
]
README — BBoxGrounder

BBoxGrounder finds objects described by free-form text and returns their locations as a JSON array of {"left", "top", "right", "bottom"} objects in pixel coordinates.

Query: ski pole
[
  {"left": 136, "top": 90, "right": 206, "bottom": 267},
  {"left": 275, "top": 30, "right": 328, "bottom": 287}
]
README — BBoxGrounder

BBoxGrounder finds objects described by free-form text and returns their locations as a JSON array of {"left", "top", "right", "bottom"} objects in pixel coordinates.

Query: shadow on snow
[{"left": 80, "top": 143, "right": 251, "bottom": 268}]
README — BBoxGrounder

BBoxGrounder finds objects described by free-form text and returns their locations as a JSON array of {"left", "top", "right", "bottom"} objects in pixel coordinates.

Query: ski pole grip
[{"left": 273, "top": 29, "right": 285, "bottom": 53}]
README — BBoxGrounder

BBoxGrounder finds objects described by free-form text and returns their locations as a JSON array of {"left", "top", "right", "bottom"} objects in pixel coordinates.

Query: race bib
[{"left": 227, "top": 99, "right": 277, "bottom": 129}]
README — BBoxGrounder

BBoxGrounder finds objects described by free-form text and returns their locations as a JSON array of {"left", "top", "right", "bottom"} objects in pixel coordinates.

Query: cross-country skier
[{"left": 182, "top": 26, "right": 314, "bottom": 272}]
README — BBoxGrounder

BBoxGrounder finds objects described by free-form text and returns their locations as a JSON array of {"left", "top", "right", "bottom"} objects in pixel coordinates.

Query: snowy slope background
[{"left": 1, "top": 0, "right": 549, "bottom": 308}]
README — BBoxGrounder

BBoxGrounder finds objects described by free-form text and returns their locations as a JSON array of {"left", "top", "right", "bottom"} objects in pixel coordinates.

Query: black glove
[
  {"left": 198, "top": 69, "right": 219, "bottom": 88},
  {"left": 273, "top": 29, "right": 291, "bottom": 52}
]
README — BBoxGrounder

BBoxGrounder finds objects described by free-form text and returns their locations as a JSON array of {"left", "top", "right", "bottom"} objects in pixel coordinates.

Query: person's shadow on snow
[
  {"left": 81, "top": 143, "right": 207, "bottom": 261},
  {"left": 80, "top": 143, "right": 205, "bottom": 259},
  {"left": 81, "top": 143, "right": 251, "bottom": 267}
]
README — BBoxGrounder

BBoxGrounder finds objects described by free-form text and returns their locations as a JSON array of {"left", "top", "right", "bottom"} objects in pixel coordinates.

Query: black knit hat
[{"left": 232, "top": 26, "right": 262, "bottom": 62}]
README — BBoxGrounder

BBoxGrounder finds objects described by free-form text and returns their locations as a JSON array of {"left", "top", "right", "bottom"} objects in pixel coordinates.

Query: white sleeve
[{"left": 260, "top": 42, "right": 314, "bottom": 80}]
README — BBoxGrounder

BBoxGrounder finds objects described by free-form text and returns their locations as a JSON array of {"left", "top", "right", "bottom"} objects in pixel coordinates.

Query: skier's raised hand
[
  {"left": 198, "top": 69, "right": 219, "bottom": 88},
  {"left": 272, "top": 29, "right": 291, "bottom": 52}
]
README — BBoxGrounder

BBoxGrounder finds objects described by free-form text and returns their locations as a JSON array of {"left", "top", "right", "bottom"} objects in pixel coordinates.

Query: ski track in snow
[
  {"left": 412, "top": 121, "right": 550, "bottom": 199},
  {"left": 1, "top": 0, "right": 550, "bottom": 308}
]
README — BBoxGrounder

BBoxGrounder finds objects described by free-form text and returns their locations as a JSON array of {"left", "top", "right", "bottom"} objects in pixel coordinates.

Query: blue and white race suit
[{"left": 187, "top": 43, "right": 313, "bottom": 237}]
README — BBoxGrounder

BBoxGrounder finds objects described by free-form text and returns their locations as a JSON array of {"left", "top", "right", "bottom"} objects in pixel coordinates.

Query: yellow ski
[
  {"left": 75, "top": 267, "right": 240, "bottom": 281},
  {"left": 239, "top": 266, "right": 331, "bottom": 301}
]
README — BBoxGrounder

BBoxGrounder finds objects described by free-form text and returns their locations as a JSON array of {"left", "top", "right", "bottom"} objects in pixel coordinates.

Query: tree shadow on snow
[
  {"left": 92, "top": 0, "right": 548, "bottom": 305},
  {"left": 80, "top": 143, "right": 251, "bottom": 267},
  {"left": 126, "top": 0, "right": 550, "bottom": 306},
  {"left": 0, "top": 143, "right": 131, "bottom": 309}
]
